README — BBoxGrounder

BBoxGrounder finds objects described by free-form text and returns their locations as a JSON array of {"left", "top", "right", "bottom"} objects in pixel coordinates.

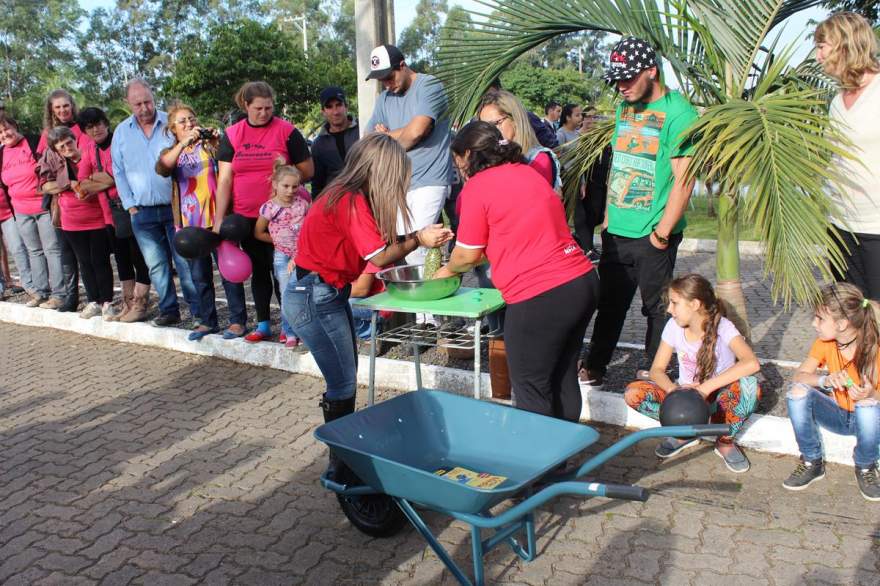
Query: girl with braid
[{"left": 624, "top": 274, "right": 761, "bottom": 472}]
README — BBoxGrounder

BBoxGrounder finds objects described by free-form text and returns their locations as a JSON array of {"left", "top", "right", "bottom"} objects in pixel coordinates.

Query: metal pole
[{"left": 355, "top": 0, "right": 395, "bottom": 137}]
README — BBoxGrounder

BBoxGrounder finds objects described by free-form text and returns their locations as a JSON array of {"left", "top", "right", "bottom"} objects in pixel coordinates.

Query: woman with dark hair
[
  {"left": 214, "top": 81, "right": 314, "bottom": 342},
  {"left": 434, "top": 121, "right": 598, "bottom": 422},
  {"left": 78, "top": 106, "right": 152, "bottom": 322},
  {"left": 556, "top": 103, "right": 583, "bottom": 146},
  {"left": 284, "top": 133, "right": 452, "bottom": 477}
]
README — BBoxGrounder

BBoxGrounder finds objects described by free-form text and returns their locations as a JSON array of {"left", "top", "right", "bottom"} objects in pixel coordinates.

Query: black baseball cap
[
  {"left": 604, "top": 37, "right": 658, "bottom": 82},
  {"left": 366, "top": 44, "right": 405, "bottom": 80},
  {"left": 319, "top": 86, "right": 347, "bottom": 107}
]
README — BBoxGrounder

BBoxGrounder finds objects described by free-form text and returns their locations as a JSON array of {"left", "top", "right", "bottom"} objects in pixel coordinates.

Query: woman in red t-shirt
[
  {"left": 285, "top": 133, "right": 452, "bottom": 479},
  {"left": 39, "top": 127, "right": 114, "bottom": 319},
  {"left": 214, "top": 81, "right": 314, "bottom": 342},
  {"left": 434, "top": 121, "right": 597, "bottom": 422}
]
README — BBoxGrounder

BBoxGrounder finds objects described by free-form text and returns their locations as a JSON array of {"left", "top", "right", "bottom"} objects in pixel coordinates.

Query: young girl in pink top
[
  {"left": 39, "top": 126, "right": 114, "bottom": 319},
  {"left": 254, "top": 162, "right": 310, "bottom": 347}
]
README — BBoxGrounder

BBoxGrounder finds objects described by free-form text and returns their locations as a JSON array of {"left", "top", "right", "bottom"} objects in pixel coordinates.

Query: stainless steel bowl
[{"left": 376, "top": 264, "right": 461, "bottom": 301}]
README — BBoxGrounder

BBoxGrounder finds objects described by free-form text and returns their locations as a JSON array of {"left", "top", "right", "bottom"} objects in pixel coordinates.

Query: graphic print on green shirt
[{"left": 607, "top": 91, "right": 698, "bottom": 239}]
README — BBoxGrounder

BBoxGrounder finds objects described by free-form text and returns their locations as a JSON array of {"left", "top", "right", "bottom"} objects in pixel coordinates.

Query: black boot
[
  {"left": 57, "top": 293, "right": 79, "bottom": 313},
  {"left": 320, "top": 394, "right": 356, "bottom": 482}
]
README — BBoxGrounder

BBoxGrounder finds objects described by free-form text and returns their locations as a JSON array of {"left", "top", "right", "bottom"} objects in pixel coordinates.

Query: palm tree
[{"left": 436, "top": 0, "right": 850, "bottom": 337}]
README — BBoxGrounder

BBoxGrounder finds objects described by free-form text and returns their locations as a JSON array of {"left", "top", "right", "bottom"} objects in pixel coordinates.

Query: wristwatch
[{"left": 652, "top": 229, "right": 669, "bottom": 245}]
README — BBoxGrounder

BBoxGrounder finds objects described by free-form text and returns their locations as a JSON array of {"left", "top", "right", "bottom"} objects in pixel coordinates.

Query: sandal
[
  {"left": 244, "top": 330, "right": 272, "bottom": 343},
  {"left": 188, "top": 326, "right": 220, "bottom": 341},
  {"left": 222, "top": 326, "right": 249, "bottom": 340},
  {"left": 279, "top": 333, "right": 288, "bottom": 344}
]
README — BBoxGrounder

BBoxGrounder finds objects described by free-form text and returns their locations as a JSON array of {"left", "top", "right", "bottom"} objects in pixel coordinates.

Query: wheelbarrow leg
[
  {"left": 413, "top": 337, "right": 424, "bottom": 391},
  {"left": 395, "top": 498, "right": 474, "bottom": 586},
  {"left": 367, "top": 310, "right": 378, "bottom": 406}
]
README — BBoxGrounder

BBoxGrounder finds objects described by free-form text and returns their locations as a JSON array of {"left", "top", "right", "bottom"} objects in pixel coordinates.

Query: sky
[{"left": 78, "top": 0, "right": 827, "bottom": 65}]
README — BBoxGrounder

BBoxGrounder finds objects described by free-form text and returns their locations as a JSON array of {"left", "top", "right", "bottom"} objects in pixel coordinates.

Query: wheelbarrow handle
[
  {"left": 692, "top": 423, "right": 732, "bottom": 436},
  {"left": 603, "top": 483, "right": 649, "bottom": 502}
]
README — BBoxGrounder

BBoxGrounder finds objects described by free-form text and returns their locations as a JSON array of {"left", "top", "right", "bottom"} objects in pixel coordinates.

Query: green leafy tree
[
  {"left": 166, "top": 18, "right": 355, "bottom": 126},
  {"left": 821, "top": 1, "right": 878, "bottom": 23},
  {"left": 438, "top": 0, "right": 848, "bottom": 336},
  {"left": 398, "top": 0, "right": 450, "bottom": 72},
  {"left": 501, "top": 62, "right": 604, "bottom": 112}
]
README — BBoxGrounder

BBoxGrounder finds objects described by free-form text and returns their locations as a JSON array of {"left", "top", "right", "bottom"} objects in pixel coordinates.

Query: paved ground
[{"left": 1, "top": 323, "right": 877, "bottom": 585}]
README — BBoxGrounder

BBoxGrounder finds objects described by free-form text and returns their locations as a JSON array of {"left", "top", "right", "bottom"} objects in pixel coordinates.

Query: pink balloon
[{"left": 217, "top": 240, "right": 253, "bottom": 283}]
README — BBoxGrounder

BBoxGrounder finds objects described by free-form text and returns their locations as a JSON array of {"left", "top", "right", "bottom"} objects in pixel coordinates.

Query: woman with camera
[
  {"left": 156, "top": 102, "right": 244, "bottom": 341},
  {"left": 214, "top": 81, "right": 314, "bottom": 343}
]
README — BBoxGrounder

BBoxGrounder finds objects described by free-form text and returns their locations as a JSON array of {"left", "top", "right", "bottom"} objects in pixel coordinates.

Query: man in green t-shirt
[{"left": 580, "top": 37, "right": 698, "bottom": 388}]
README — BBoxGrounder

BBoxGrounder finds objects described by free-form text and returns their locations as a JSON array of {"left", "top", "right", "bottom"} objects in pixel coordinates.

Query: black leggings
[
  {"left": 504, "top": 270, "right": 599, "bottom": 422},
  {"left": 832, "top": 229, "right": 880, "bottom": 300},
  {"left": 240, "top": 223, "right": 277, "bottom": 323},
  {"left": 107, "top": 227, "right": 150, "bottom": 284},
  {"left": 63, "top": 228, "right": 114, "bottom": 303}
]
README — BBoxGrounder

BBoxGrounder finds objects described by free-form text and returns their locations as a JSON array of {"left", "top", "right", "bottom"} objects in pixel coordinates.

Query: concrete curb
[
  {"left": 595, "top": 235, "right": 765, "bottom": 256},
  {"left": 0, "top": 300, "right": 857, "bottom": 466}
]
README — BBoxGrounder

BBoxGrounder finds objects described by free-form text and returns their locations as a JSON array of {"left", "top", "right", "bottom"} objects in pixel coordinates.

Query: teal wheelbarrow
[{"left": 316, "top": 391, "right": 729, "bottom": 585}]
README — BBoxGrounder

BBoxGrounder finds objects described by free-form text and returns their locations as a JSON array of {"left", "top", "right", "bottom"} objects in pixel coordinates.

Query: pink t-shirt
[
  {"left": 259, "top": 196, "right": 309, "bottom": 258},
  {"left": 661, "top": 316, "right": 742, "bottom": 385},
  {"left": 1, "top": 138, "right": 42, "bottom": 215},
  {"left": 56, "top": 148, "right": 107, "bottom": 232},
  {"left": 0, "top": 187, "right": 12, "bottom": 222},
  {"left": 226, "top": 117, "right": 296, "bottom": 218},
  {"left": 456, "top": 163, "right": 592, "bottom": 304}
]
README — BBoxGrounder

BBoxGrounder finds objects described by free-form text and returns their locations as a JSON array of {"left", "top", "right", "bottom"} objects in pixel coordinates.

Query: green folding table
[{"left": 352, "top": 287, "right": 506, "bottom": 404}]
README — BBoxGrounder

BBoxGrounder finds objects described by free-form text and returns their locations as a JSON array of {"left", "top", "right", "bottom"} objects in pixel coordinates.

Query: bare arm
[
  {"left": 370, "top": 225, "right": 453, "bottom": 267},
  {"left": 432, "top": 246, "right": 483, "bottom": 279},
  {"left": 350, "top": 274, "right": 376, "bottom": 298},
  {"left": 214, "top": 161, "right": 234, "bottom": 233},
  {"left": 295, "top": 158, "right": 314, "bottom": 183},
  {"left": 254, "top": 216, "right": 273, "bottom": 244},
  {"left": 695, "top": 336, "right": 760, "bottom": 396},
  {"left": 377, "top": 115, "right": 434, "bottom": 151},
  {"left": 650, "top": 156, "right": 695, "bottom": 248},
  {"left": 648, "top": 341, "right": 677, "bottom": 392},
  {"left": 80, "top": 171, "right": 114, "bottom": 195},
  {"left": 40, "top": 181, "right": 65, "bottom": 195}
]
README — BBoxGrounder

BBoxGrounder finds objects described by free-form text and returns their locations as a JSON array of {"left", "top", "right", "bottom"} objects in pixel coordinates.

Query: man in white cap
[
  {"left": 580, "top": 37, "right": 698, "bottom": 392},
  {"left": 366, "top": 44, "right": 453, "bottom": 264}
]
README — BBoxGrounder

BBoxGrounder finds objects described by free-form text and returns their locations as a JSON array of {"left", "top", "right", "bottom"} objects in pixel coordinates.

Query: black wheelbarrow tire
[{"left": 335, "top": 467, "right": 408, "bottom": 538}]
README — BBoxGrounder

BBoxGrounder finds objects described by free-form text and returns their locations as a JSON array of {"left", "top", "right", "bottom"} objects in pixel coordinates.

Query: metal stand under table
[{"left": 352, "top": 287, "right": 505, "bottom": 405}]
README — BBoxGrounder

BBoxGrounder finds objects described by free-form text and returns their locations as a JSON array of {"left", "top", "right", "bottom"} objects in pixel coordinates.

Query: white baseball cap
[{"left": 366, "top": 44, "right": 405, "bottom": 81}]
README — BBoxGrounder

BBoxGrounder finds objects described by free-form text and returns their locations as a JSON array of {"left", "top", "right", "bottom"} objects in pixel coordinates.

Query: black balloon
[
  {"left": 173, "top": 227, "right": 221, "bottom": 259},
  {"left": 219, "top": 213, "right": 251, "bottom": 242},
  {"left": 659, "top": 388, "right": 710, "bottom": 427}
]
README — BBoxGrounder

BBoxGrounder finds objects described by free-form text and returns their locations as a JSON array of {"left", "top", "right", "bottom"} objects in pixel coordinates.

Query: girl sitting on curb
[
  {"left": 783, "top": 283, "right": 880, "bottom": 501},
  {"left": 624, "top": 273, "right": 761, "bottom": 473}
]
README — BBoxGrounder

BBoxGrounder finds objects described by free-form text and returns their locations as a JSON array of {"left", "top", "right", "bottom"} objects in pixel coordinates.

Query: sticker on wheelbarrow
[{"left": 433, "top": 466, "right": 507, "bottom": 489}]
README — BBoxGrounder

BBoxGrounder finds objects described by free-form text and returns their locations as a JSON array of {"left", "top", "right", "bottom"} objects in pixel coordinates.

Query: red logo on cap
[{"left": 611, "top": 51, "right": 627, "bottom": 64}]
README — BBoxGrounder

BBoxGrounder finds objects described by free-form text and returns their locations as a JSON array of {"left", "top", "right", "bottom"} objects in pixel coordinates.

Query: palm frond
[{"left": 558, "top": 114, "right": 617, "bottom": 222}]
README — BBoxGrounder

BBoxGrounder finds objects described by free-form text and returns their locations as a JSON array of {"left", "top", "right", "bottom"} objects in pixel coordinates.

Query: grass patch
[{"left": 683, "top": 196, "right": 760, "bottom": 241}]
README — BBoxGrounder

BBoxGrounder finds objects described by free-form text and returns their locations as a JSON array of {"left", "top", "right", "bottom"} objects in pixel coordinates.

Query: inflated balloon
[
  {"left": 173, "top": 227, "right": 221, "bottom": 259},
  {"left": 659, "top": 388, "right": 710, "bottom": 427},
  {"left": 217, "top": 240, "right": 252, "bottom": 283},
  {"left": 219, "top": 213, "right": 251, "bottom": 242}
]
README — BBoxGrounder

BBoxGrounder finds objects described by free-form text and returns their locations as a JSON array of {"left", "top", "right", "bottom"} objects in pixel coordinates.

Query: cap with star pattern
[{"left": 603, "top": 37, "right": 658, "bottom": 82}]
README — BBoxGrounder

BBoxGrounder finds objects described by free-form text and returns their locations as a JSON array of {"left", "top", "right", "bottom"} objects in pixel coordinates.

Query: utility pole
[
  {"left": 281, "top": 15, "right": 309, "bottom": 56},
  {"left": 355, "top": 0, "right": 395, "bottom": 136}
]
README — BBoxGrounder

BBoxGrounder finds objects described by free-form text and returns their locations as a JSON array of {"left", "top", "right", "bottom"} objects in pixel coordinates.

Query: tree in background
[
  {"left": 398, "top": 0, "right": 450, "bottom": 72},
  {"left": 501, "top": 62, "right": 603, "bottom": 113},
  {"left": 821, "top": 1, "right": 879, "bottom": 23}
]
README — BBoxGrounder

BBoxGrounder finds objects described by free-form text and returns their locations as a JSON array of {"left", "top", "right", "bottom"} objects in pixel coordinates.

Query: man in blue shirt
[
  {"left": 112, "top": 79, "right": 198, "bottom": 326},
  {"left": 366, "top": 44, "right": 453, "bottom": 265}
]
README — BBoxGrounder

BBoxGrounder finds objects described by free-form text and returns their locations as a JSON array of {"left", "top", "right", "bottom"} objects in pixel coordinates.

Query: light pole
[
  {"left": 355, "top": 0, "right": 395, "bottom": 136},
  {"left": 281, "top": 14, "right": 309, "bottom": 56}
]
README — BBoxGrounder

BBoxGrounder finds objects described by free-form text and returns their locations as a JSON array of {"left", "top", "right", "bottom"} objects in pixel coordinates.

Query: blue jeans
[
  {"left": 130, "top": 205, "right": 199, "bottom": 317},
  {"left": 15, "top": 211, "right": 65, "bottom": 298},
  {"left": 787, "top": 383, "right": 880, "bottom": 468},
  {"left": 272, "top": 250, "right": 296, "bottom": 337},
  {"left": 282, "top": 273, "right": 357, "bottom": 401},
  {"left": 349, "top": 301, "right": 376, "bottom": 340},
  {"left": 187, "top": 254, "right": 218, "bottom": 329},
  {"left": 1, "top": 217, "right": 33, "bottom": 294}
]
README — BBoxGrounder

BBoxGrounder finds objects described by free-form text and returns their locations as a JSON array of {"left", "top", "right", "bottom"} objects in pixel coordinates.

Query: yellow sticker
[{"left": 434, "top": 466, "right": 507, "bottom": 489}]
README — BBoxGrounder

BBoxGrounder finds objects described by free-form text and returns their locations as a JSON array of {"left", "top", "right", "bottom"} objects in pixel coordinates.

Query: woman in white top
[{"left": 815, "top": 12, "right": 880, "bottom": 299}]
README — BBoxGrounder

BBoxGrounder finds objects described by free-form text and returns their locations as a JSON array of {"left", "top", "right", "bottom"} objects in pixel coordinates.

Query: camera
[{"left": 197, "top": 128, "right": 215, "bottom": 141}]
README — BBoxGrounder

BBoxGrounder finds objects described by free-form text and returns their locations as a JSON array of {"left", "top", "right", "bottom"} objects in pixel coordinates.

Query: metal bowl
[{"left": 376, "top": 264, "right": 461, "bottom": 301}]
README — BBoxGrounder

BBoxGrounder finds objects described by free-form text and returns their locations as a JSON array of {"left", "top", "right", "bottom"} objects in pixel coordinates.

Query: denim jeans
[
  {"left": 349, "top": 301, "right": 375, "bottom": 340},
  {"left": 187, "top": 254, "right": 218, "bottom": 329},
  {"left": 787, "top": 383, "right": 880, "bottom": 468},
  {"left": 130, "top": 205, "right": 199, "bottom": 317},
  {"left": 1, "top": 217, "right": 33, "bottom": 293},
  {"left": 272, "top": 250, "right": 296, "bottom": 337},
  {"left": 15, "top": 211, "right": 65, "bottom": 298},
  {"left": 282, "top": 273, "right": 357, "bottom": 401}
]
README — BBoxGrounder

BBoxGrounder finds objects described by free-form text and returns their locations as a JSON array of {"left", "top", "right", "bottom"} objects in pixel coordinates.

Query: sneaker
[
  {"left": 655, "top": 437, "right": 700, "bottom": 458},
  {"left": 782, "top": 457, "right": 825, "bottom": 490},
  {"left": 151, "top": 313, "right": 181, "bottom": 327},
  {"left": 714, "top": 443, "right": 750, "bottom": 473},
  {"left": 578, "top": 368, "right": 604, "bottom": 389},
  {"left": 284, "top": 337, "right": 301, "bottom": 349},
  {"left": 39, "top": 297, "right": 64, "bottom": 310},
  {"left": 79, "top": 302, "right": 103, "bottom": 319},
  {"left": 279, "top": 332, "right": 288, "bottom": 344},
  {"left": 855, "top": 465, "right": 880, "bottom": 501},
  {"left": 25, "top": 295, "right": 46, "bottom": 308}
]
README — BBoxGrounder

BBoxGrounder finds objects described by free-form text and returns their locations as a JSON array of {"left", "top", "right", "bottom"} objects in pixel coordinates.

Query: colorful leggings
[{"left": 624, "top": 376, "right": 761, "bottom": 442}]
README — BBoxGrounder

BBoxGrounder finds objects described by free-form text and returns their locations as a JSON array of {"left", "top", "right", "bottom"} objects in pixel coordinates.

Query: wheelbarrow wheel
[{"left": 335, "top": 467, "right": 407, "bottom": 538}]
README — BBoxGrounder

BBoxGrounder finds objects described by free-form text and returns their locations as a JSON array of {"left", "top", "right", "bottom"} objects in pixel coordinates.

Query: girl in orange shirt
[{"left": 783, "top": 283, "right": 880, "bottom": 500}]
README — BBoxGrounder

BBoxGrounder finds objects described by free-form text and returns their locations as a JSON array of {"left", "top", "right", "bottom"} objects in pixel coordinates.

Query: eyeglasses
[
  {"left": 175, "top": 116, "right": 197, "bottom": 125},
  {"left": 487, "top": 115, "right": 509, "bottom": 128}
]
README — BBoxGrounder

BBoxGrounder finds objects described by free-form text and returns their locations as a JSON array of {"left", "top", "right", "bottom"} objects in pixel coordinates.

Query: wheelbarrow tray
[{"left": 314, "top": 391, "right": 600, "bottom": 515}]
